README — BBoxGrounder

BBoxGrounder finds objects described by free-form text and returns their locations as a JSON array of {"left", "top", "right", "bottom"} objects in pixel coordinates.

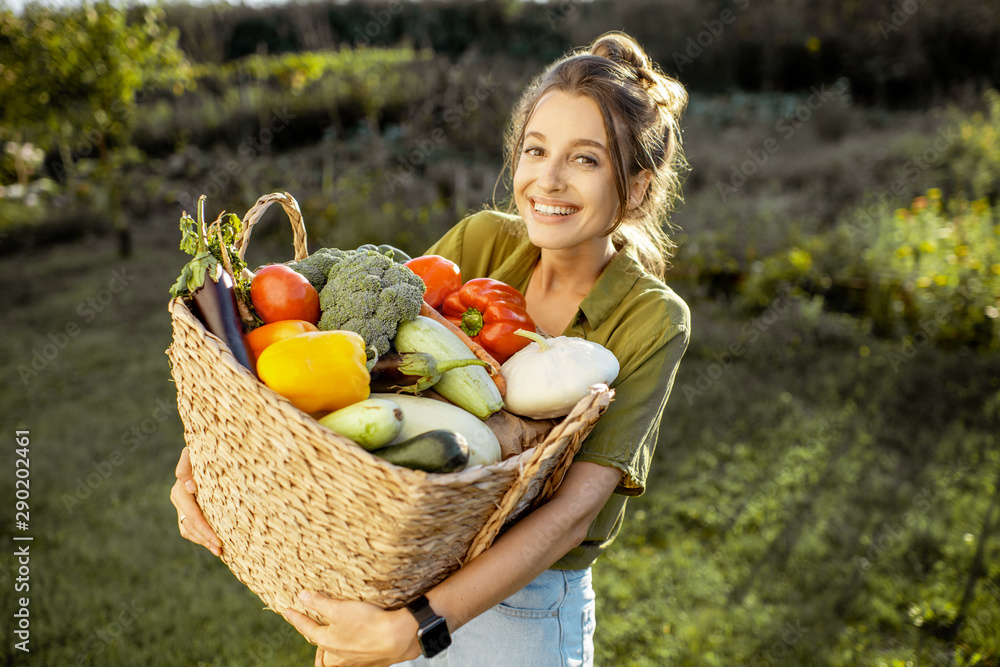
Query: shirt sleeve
[
  {"left": 574, "top": 319, "right": 690, "bottom": 496},
  {"left": 423, "top": 218, "right": 467, "bottom": 264},
  {"left": 422, "top": 210, "right": 523, "bottom": 281}
]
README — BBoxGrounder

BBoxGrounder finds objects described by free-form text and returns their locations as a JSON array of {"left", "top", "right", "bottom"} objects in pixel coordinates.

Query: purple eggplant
[{"left": 191, "top": 267, "right": 255, "bottom": 374}]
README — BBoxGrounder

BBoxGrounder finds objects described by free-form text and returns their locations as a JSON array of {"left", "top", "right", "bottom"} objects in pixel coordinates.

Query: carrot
[{"left": 420, "top": 301, "right": 506, "bottom": 397}]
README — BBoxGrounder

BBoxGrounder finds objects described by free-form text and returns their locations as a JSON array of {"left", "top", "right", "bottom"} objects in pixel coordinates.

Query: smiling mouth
[{"left": 533, "top": 202, "right": 579, "bottom": 216}]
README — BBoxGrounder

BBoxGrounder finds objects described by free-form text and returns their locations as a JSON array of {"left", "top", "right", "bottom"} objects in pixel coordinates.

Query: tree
[{"left": 0, "top": 1, "right": 191, "bottom": 256}]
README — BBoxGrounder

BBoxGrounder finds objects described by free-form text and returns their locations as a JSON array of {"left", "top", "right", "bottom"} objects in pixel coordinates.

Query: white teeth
[{"left": 534, "top": 203, "right": 577, "bottom": 216}]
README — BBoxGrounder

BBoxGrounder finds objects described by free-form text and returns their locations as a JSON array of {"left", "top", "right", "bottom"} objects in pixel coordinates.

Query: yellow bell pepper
[{"left": 256, "top": 330, "right": 370, "bottom": 413}]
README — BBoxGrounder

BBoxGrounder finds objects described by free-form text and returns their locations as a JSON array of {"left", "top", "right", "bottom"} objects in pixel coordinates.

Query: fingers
[
  {"left": 170, "top": 480, "right": 221, "bottom": 556},
  {"left": 299, "top": 590, "right": 343, "bottom": 620},
  {"left": 283, "top": 607, "right": 323, "bottom": 645},
  {"left": 316, "top": 648, "right": 346, "bottom": 667},
  {"left": 287, "top": 599, "right": 407, "bottom": 667},
  {"left": 171, "top": 447, "right": 221, "bottom": 554},
  {"left": 175, "top": 447, "right": 198, "bottom": 494}
]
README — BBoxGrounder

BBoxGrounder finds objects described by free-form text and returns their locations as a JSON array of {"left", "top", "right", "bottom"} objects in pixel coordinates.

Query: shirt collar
[
  {"left": 492, "top": 238, "right": 644, "bottom": 330},
  {"left": 576, "top": 243, "right": 643, "bottom": 328},
  {"left": 491, "top": 236, "right": 538, "bottom": 294}
]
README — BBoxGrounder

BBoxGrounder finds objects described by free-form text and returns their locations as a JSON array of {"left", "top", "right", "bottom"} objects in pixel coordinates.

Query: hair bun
[
  {"left": 591, "top": 32, "right": 650, "bottom": 76},
  {"left": 591, "top": 31, "right": 669, "bottom": 97}
]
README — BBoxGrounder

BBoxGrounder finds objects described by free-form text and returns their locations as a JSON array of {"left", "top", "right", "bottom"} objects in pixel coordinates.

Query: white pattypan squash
[{"left": 500, "top": 330, "right": 619, "bottom": 419}]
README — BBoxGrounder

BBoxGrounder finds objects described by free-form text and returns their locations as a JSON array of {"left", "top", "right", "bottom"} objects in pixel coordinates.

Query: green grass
[{"left": 594, "top": 295, "right": 1000, "bottom": 666}]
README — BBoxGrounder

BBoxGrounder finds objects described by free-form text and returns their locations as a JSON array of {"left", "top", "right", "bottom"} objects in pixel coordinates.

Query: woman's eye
[
  {"left": 524, "top": 147, "right": 544, "bottom": 157},
  {"left": 575, "top": 155, "right": 598, "bottom": 166}
]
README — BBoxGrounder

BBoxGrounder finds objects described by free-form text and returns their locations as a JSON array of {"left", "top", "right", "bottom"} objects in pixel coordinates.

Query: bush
[
  {"left": 132, "top": 47, "right": 435, "bottom": 155},
  {"left": 737, "top": 190, "right": 1000, "bottom": 351},
  {"left": 942, "top": 88, "right": 1000, "bottom": 202},
  {"left": 859, "top": 191, "right": 999, "bottom": 349},
  {"left": 730, "top": 91, "right": 1000, "bottom": 351}
]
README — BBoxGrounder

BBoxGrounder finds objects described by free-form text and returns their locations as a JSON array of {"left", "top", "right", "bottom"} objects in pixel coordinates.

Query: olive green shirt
[{"left": 425, "top": 210, "right": 691, "bottom": 570}]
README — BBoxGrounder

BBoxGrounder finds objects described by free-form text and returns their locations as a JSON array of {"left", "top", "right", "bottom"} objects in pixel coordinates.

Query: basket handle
[
  {"left": 460, "top": 441, "right": 556, "bottom": 566},
  {"left": 236, "top": 192, "right": 310, "bottom": 267},
  {"left": 461, "top": 386, "right": 612, "bottom": 565}
]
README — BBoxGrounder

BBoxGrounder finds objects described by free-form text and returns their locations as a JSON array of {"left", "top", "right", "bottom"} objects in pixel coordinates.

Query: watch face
[{"left": 419, "top": 617, "right": 452, "bottom": 658}]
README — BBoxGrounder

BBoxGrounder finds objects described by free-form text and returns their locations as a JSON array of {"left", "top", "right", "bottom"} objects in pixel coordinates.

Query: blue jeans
[{"left": 394, "top": 568, "right": 596, "bottom": 667}]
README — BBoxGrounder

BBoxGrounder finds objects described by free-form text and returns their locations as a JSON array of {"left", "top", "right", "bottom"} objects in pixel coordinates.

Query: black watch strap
[{"left": 406, "top": 595, "right": 452, "bottom": 658}]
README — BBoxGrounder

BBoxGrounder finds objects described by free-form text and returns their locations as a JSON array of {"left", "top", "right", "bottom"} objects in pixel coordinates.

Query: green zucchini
[
  {"left": 371, "top": 429, "right": 469, "bottom": 473},
  {"left": 317, "top": 398, "right": 404, "bottom": 450},
  {"left": 393, "top": 316, "right": 504, "bottom": 419},
  {"left": 370, "top": 393, "right": 502, "bottom": 467}
]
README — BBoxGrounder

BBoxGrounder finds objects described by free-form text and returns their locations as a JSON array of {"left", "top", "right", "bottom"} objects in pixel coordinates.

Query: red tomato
[
  {"left": 250, "top": 264, "right": 321, "bottom": 324},
  {"left": 404, "top": 255, "right": 463, "bottom": 309},
  {"left": 246, "top": 319, "right": 319, "bottom": 362}
]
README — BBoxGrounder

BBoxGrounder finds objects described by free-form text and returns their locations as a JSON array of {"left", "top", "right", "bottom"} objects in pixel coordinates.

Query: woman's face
[{"left": 513, "top": 90, "right": 625, "bottom": 255}]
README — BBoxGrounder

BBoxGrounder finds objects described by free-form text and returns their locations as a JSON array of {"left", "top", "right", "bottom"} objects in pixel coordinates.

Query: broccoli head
[
  {"left": 317, "top": 250, "right": 425, "bottom": 362},
  {"left": 288, "top": 247, "right": 347, "bottom": 291}
]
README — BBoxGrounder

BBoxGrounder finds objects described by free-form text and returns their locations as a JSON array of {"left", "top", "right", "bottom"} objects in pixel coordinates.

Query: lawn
[{"left": 595, "top": 296, "right": 1000, "bottom": 666}]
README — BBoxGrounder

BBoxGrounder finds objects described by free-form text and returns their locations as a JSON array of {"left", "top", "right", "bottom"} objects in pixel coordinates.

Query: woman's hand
[
  {"left": 283, "top": 591, "right": 420, "bottom": 667},
  {"left": 169, "top": 447, "right": 223, "bottom": 557}
]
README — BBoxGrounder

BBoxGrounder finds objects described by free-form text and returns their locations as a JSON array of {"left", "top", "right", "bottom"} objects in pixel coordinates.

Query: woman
[{"left": 171, "top": 31, "right": 691, "bottom": 667}]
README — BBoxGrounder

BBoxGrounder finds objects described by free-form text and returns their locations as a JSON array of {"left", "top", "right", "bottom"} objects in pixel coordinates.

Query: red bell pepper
[{"left": 441, "top": 277, "right": 536, "bottom": 364}]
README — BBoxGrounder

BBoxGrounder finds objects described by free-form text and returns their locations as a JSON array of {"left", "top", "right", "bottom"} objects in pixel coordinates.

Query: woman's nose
[{"left": 537, "top": 159, "right": 565, "bottom": 191}]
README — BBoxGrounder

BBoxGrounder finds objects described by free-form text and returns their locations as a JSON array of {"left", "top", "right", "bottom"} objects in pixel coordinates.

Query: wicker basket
[{"left": 166, "top": 192, "right": 613, "bottom": 619}]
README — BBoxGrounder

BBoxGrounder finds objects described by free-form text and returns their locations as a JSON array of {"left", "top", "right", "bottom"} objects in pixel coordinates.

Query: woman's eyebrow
[
  {"left": 574, "top": 138, "right": 608, "bottom": 152},
  {"left": 525, "top": 130, "right": 608, "bottom": 152}
]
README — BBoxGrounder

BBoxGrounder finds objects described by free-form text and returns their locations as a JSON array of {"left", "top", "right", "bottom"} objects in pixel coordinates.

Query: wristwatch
[{"left": 406, "top": 595, "right": 451, "bottom": 658}]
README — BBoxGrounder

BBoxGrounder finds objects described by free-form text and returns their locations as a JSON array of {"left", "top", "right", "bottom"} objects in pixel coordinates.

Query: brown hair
[{"left": 502, "top": 31, "right": 688, "bottom": 279}]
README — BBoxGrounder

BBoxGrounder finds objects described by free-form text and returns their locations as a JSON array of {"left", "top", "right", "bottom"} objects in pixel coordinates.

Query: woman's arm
[
  {"left": 427, "top": 459, "right": 622, "bottom": 627},
  {"left": 283, "top": 460, "right": 623, "bottom": 666}
]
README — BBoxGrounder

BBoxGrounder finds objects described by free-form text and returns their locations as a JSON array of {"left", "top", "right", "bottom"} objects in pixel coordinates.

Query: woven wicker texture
[{"left": 166, "top": 192, "right": 613, "bottom": 619}]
